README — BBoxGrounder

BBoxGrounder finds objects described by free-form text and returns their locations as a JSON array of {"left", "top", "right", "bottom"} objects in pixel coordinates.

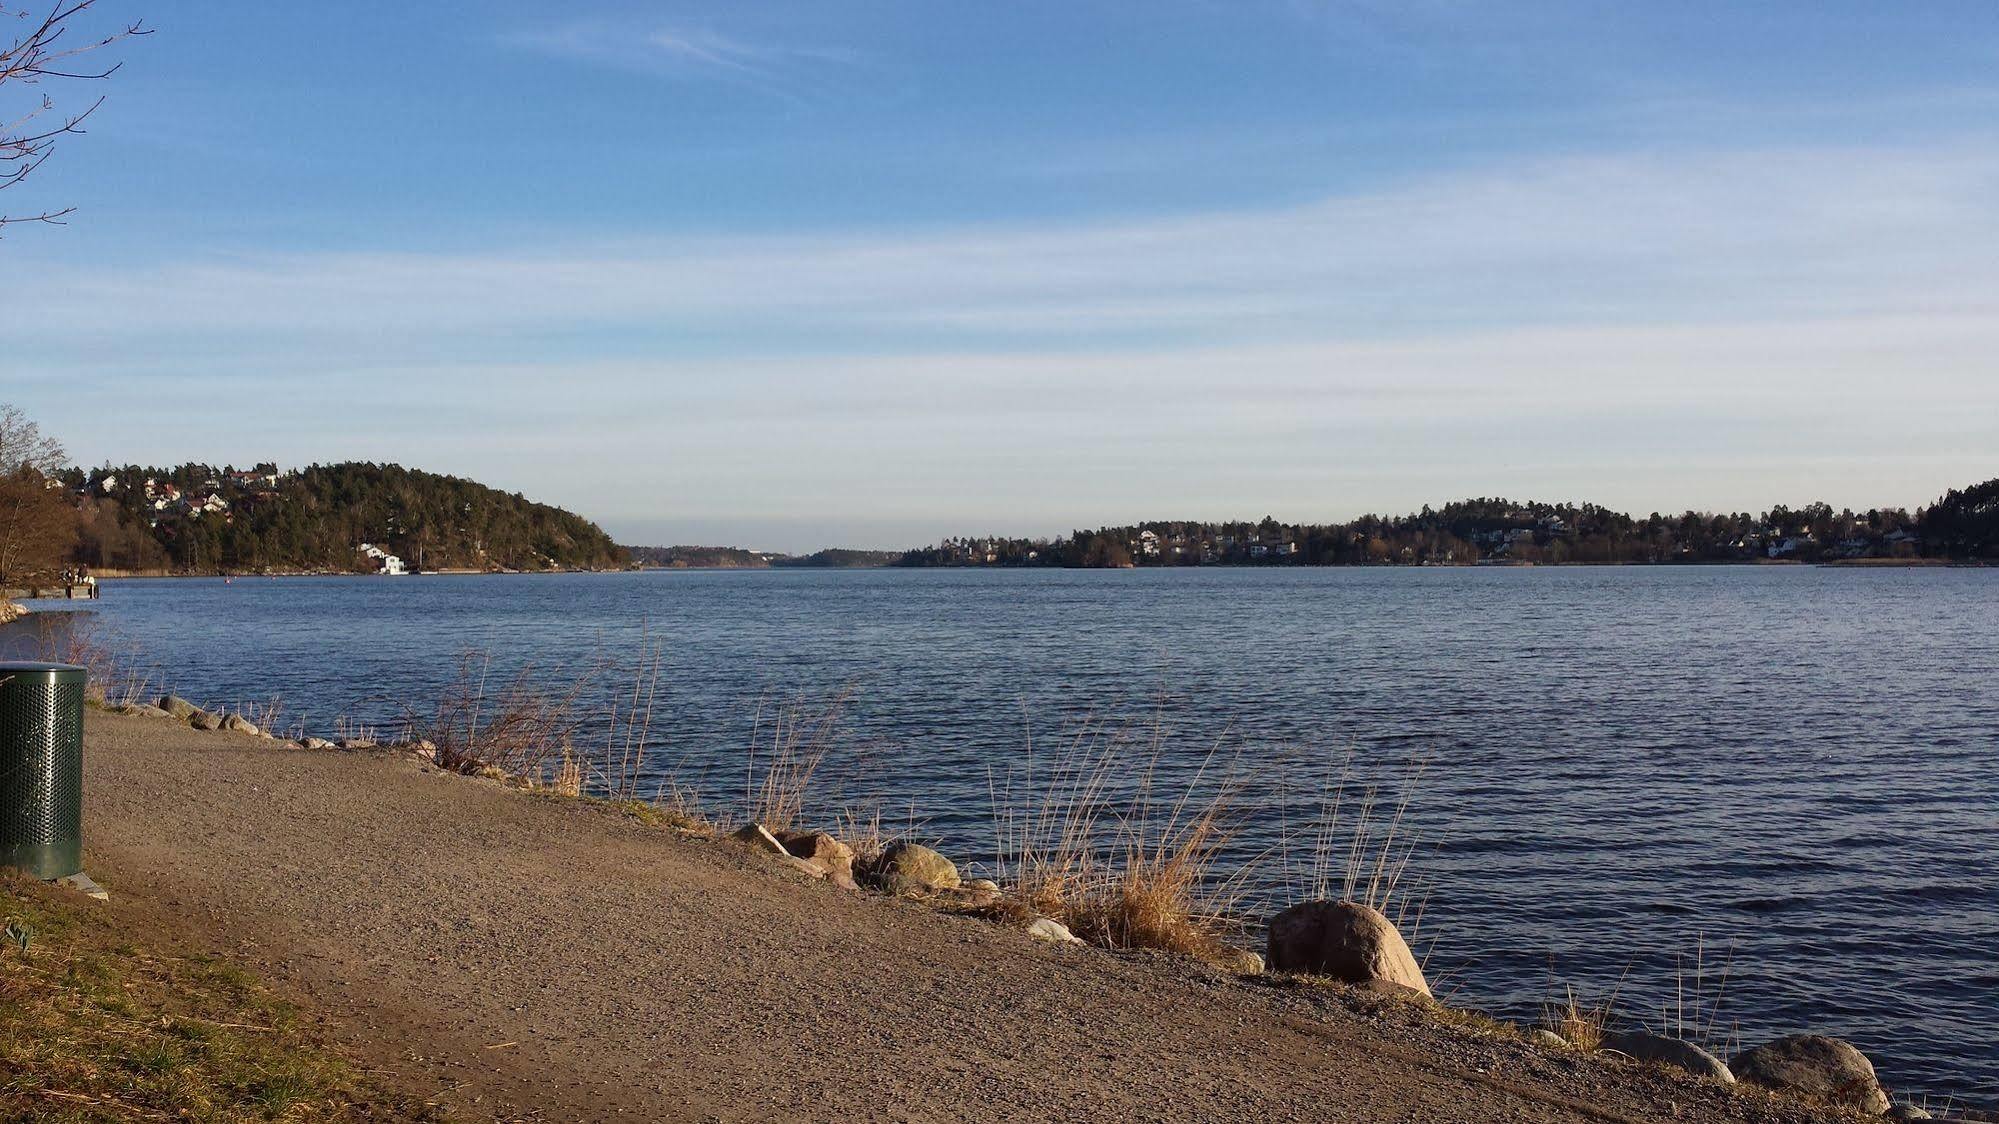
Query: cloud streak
[
  {"left": 501, "top": 21, "right": 861, "bottom": 102},
  {"left": 12, "top": 136, "right": 1999, "bottom": 546},
  {"left": 20, "top": 138, "right": 1999, "bottom": 349}
]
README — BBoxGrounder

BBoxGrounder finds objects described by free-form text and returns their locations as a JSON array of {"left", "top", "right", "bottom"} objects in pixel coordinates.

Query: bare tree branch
[{"left": 0, "top": 1, "right": 147, "bottom": 231}]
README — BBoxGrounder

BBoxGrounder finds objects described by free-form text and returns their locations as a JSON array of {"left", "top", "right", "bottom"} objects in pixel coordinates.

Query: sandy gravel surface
[{"left": 77, "top": 711, "right": 1852, "bottom": 1123}]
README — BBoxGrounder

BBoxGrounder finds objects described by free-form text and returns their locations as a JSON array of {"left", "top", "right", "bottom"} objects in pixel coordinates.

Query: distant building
[{"left": 358, "top": 543, "right": 409, "bottom": 575}]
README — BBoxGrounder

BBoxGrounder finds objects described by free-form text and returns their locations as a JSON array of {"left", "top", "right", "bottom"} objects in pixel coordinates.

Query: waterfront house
[{"left": 358, "top": 543, "right": 409, "bottom": 575}]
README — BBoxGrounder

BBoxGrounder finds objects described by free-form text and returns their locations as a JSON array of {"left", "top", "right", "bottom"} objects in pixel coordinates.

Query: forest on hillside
[
  {"left": 898, "top": 479, "right": 1999, "bottom": 569},
  {"left": 58, "top": 462, "right": 627, "bottom": 574}
]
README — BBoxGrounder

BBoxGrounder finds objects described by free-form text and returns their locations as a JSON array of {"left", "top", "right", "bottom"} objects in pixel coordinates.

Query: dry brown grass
[
  {"left": 1286, "top": 754, "right": 1430, "bottom": 926},
  {"left": 988, "top": 717, "right": 1251, "bottom": 963},
  {"left": 230, "top": 696, "right": 291, "bottom": 739},
  {"left": 1655, "top": 935, "right": 1736, "bottom": 1055},
  {"left": 1544, "top": 982, "right": 1617, "bottom": 1052},
  {"left": 29, "top": 615, "right": 158, "bottom": 707},
  {"left": 742, "top": 690, "right": 848, "bottom": 832},
  {"left": 834, "top": 802, "right": 927, "bottom": 871}
]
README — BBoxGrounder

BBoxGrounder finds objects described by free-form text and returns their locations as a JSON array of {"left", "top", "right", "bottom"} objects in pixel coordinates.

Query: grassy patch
[
  {"left": 1544, "top": 983, "right": 1614, "bottom": 1052},
  {"left": 0, "top": 874, "right": 432, "bottom": 1122}
]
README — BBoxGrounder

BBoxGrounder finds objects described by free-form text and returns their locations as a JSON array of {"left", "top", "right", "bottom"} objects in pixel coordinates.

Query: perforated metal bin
[{"left": 0, "top": 662, "right": 86, "bottom": 879}]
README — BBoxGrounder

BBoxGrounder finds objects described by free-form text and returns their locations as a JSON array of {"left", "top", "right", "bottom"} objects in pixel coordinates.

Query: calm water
[{"left": 19, "top": 567, "right": 1999, "bottom": 1103}]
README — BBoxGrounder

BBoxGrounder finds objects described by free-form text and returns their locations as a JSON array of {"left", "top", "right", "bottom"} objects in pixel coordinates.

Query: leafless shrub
[{"left": 419, "top": 653, "right": 589, "bottom": 776}]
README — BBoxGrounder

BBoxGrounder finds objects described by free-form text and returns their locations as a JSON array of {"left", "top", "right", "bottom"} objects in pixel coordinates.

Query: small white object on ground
[{"left": 57, "top": 872, "right": 110, "bottom": 901}]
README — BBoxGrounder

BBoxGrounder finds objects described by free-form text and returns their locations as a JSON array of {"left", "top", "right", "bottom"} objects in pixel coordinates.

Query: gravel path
[{"left": 78, "top": 711, "right": 1851, "bottom": 1123}]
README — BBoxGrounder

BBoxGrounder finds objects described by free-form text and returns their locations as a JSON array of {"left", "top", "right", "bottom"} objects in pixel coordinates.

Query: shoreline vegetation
[{"left": 11, "top": 618, "right": 1978, "bottom": 1121}]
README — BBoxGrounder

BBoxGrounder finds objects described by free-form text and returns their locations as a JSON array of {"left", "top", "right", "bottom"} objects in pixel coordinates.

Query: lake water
[{"left": 16, "top": 566, "right": 1998, "bottom": 1104}]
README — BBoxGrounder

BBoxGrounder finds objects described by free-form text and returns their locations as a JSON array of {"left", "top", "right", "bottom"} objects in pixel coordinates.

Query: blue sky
[{"left": 6, "top": 2, "right": 1999, "bottom": 550}]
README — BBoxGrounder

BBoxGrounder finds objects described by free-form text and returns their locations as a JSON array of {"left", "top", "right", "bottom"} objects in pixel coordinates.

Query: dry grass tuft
[
  {"left": 989, "top": 717, "right": 1251, "bottom": 964},
  {"left": 30, "top": 615, "right": 158, "bottom": 707},
  {"left": 1654, "top": 934, "right": 1736, "bottom": 1055},
  {"left": 1545, "top": 983, "right": 1616, "bottom": 1052},
  {"left": 742, "top": 690, "right": 849, "bottom": 833},
  {"left": 231, "top": 696, "right": 291, "bottom": 739},
  {"left": 834, "top": 803, "right": 925, "bottom": 871},
  {"left": 1285, "top": 753, "right": 1431, "bottom": 927}
]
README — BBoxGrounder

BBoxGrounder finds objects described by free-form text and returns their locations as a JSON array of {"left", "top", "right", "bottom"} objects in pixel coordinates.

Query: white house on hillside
[{"left": 358, "top": 543, "right": 408, "bottom": 575}]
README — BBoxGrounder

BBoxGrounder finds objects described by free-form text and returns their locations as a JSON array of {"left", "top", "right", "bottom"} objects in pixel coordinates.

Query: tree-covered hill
[
  {"left": 62, "top": 462, "right": 627, "bottom": 573},
  {"left": 897, "top": 480, "right": 1999, "bottom": 568},
  {"left": 1921, "top": 478, "right": 1999, "bottom": 560}
]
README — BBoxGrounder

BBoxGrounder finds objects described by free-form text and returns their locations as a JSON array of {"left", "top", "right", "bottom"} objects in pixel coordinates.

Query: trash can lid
[{"left": 0, "top": 662, "right": 87, "bottom": 674}]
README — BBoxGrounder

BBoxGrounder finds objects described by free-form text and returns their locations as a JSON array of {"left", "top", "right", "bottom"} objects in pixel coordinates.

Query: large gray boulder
[
  {"left": 863, "top": 841, "right": 961, "bottom": 893},
  {"left": 157, "top": 694, "right": 198, "bottom": 719},
  {"left": 1732, "top": 1034, "right": 1890, "bottom": 1114},
  {"left": 220, "top": 713, "right": 261, "bottom": 737},
  {"left": 188, "top": 709, "right": 223, "bottom": 731},
  {"left": 1602, "top": 1030, "right": 1734, "bottom": 1083},
  {"left": 1265, "top": 900, "right": 1430, "bottom": 995}
]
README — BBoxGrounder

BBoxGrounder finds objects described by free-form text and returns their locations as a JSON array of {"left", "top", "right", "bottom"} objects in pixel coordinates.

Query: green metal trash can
[{"left": 0, "top": 662, "right": 87, "bottom": 880}]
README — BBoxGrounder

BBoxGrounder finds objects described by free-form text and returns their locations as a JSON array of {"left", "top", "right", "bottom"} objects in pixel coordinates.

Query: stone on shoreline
[
  {"left": 0, "top": 600, "right": 25, "bottom": 624},
  {"left": 300, "top": 737, "right": 335, "bottom": 750},
  {"left": 729, "top": 823, "right": 788, "bottom": 854},
  {"left": 221, "top": 713, "right": 261, "bottom": 737},
  {"left": 1027, "top": 917, "right": 1082, "bottom": 944},
  {"left": 336, "top": 737, "right": 376, "bottom": 750},
  {"left": 189, "top": 709, "right": 223, "bottom": 731},
  {"left": 115, "top": 703, "right": 174, "bottom": 719},
  {"left": 1535, "top": 1029, "right": 1570, "bottom": 1049},
  {"left": 863, "top": 841, "right": 961, "bottom": 894},
  {"left": 1215, "top": 947, "right": 1265, "bottom": 976},
  {"left": 158, "top": 695, "right": 198, "bottom": 719},
  {"left": 1265, "top": 900, "right": 1430, "bottom": 996},
  {"left": 774, "top": 829, "right": 858, "bottom": 891},
  {"left": 1731, "top": 1034, "right": 1890, "bottom": 1114},
  {"left": 1601, "top": 1029, "right": 1734, "bottom": 1083}
]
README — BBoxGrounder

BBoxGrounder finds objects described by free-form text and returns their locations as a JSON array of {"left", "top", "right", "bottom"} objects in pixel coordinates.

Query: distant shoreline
[{"left": 5, "top": 555, "right": 1981, "bottom": 598}]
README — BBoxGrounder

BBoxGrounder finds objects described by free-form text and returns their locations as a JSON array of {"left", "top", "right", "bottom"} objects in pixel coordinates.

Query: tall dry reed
[{"left": 987, "top": 716, "right": 1254, "bottom": 960}]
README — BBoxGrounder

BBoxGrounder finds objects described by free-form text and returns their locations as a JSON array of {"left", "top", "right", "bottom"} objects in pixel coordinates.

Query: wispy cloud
[
  {"left": 502, "top": 21, "right": 861, "bottom": 102},
  {"left": 19, "top": 138, "right": 1999, "bottom": 348},
  {"left": 13, "top": 137, "right": 1999, "bottom": 540}
]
